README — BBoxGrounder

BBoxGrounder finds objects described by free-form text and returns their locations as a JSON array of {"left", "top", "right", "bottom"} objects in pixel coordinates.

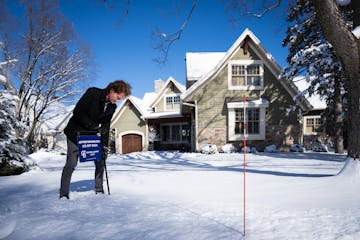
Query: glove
[{"left": 85, "top": 122, "right": 100, "bottom": 132}]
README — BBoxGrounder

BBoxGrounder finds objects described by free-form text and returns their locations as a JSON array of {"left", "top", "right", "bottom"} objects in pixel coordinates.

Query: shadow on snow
[{"left": 106, "top": 151, "right": 345, "bottom": 178}]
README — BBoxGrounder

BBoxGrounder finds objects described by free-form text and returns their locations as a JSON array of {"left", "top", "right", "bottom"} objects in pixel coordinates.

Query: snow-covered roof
[
  {"left": 292, "top": 76, "right": 327, "bottom": 110},
  {"left": 41, "top": 102, "right": 74, "bottom": 131},
  {"left": 186, "top": 52, "right": 226, "bottom": 81},
  {"left": 143, "top": 111, "right": 183, "bottom": 119},
  {"left": 130, "top": 95, "right": 152, "bottom": 116},
  {"left": 142, "top": 92, "right": 156, "bottom": 107}
]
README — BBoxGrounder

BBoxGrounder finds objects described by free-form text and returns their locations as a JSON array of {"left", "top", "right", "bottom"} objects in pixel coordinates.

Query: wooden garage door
[{"left": 122, "top": 134, "right": 142, "bottom": 154}]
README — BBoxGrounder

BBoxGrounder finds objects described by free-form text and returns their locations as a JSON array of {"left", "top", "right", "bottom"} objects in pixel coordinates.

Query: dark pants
[{"left": 59, "top": 139, "right": 105, "bottom": 197}]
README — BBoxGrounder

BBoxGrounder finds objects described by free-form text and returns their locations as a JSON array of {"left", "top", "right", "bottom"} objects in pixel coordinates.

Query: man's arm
[{"left": 72, "top": 88, "right": 99, "bottom": 130}]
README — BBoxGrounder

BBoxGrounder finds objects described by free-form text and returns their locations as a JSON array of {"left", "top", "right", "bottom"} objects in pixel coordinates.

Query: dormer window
[
  {"left": 228, "top": 60, "right": 264, "bottom": 90},
  {"left": 165, "top": 95, "right": 180, "bottom": 111}
]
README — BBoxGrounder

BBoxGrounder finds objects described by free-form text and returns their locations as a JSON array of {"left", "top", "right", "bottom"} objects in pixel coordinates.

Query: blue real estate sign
[{"left": 77, "top": 135, "right": 102, "bottom": 162}]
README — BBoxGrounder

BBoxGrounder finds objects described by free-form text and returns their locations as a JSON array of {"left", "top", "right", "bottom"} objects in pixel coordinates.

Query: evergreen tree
[
  {"left": 282, "top": 0, "right": 347, "bottom": 153},
  {"left": 0, "top": 43, "right": 33, "bottom": 175},
  {"left": 0, "top": 88, "right": 30, "bottom": 176}
]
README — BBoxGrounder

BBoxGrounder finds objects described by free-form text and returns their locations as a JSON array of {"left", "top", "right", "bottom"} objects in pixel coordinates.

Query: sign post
[{"left": 77, "top": 133, "right": 111, "bottom": 195}]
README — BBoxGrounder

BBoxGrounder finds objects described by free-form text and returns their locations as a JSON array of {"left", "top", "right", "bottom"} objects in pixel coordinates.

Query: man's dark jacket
[{"left": 64, "top": 87, "right": 117, "bottom": 147}]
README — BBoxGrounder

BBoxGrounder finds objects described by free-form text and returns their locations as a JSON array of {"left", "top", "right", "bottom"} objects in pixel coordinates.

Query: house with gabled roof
[
  {"left": 292, "top": 76, "right": 328, "bottom": 149},
  {"left": 111, "top": 28, "right": 316, "bottom": 153},
  {"left": 37, "top": 102, "right": 74, "bottom": 151},
  {"left": 181, "top": 28, "right": 312, "bottom": 152},
  {"left": 111, "top": 76, "right": 191, "bottom": 154}
]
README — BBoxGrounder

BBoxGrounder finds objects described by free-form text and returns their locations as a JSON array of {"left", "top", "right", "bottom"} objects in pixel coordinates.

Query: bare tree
[{"left": 1, "top": 0, "right": 91, "bottom": 151}]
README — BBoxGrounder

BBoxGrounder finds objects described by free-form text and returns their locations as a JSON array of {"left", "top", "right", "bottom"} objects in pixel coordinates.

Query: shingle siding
[{"left": 191, "top": 45, "right": 301, "bottom": 151}]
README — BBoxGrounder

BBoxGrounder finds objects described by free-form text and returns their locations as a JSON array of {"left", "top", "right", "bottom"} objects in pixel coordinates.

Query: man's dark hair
[{"left": 106, "top": 80, "right": 131, "bottom": 96}]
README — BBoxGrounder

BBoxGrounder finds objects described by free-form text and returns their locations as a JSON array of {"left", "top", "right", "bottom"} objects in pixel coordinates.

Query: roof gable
[
  {"left": 111, "top": 96, "right": 148, "bottom": 127},
  {"left": 149, "top": 76, "right": 185, "bottom": 108},
  {"left": 182, "top": 28, "right": 301, "bottom": 105},
  {"left": 111, "top": 77, "right": 186, "bottom": 125}
]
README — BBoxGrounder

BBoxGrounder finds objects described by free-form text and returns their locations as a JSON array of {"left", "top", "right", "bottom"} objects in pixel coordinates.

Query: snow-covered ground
[{"left": 0, "top": 150, "right": 359, "bottom": 240}]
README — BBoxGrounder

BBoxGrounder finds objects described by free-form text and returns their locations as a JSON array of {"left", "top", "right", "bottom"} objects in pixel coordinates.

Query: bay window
[{"left": 227, "top": 99, "right": 268, "bottom": 140}]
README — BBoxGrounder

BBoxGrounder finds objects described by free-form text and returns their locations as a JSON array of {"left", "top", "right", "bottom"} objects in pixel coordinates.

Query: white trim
[
  {"left": 117, "top": 130, "right": 145, "bottom": 154},
  {"left": 227, "top": 100, "right": 268, "bottom": 141},
  {"left": 194, "top": 100, "right": 198, "bottom": 151},
  {"left": 227, "top": 60, "right": 264, "bottom": 90},
  {"left": 227, "top": 98, "right": 269, "bottom": 108},
  {"left": 145, "top": 120, "right": 149, "bottom": 150}
]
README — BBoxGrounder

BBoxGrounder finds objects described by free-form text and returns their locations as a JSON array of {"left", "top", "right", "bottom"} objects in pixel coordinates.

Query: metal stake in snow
[{"left": 243, "top": 95, "right": 247, "bottom": 236}]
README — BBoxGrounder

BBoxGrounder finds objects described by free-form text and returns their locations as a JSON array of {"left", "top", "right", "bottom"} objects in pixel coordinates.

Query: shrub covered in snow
[
  {"left": 241, "top": 146, "right": 258, "bottom": 153},
  {"left": 290, "top": 144, "right": 305, "bottom": 152},
  {"left": 221, "top": 144, "right": 236, "bottom": 153},
  {"left": 199, "top": 144, "right": 218, "bottom": 154},
  {"left": 264, "top": 144, "right": 278, "bottom": 153},
  {"left": 312, "top": 143, "right": 328, "bottom": 152}
]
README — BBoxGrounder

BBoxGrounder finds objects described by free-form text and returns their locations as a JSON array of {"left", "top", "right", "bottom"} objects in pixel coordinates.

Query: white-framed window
[
  {"left": 227, "top": 99, "right": 268, "bottom": 141},
  {"left": 235, "top": 108, "right": 260, "bottom": 134},
  {"left": 165, "top": 95, "right": 181, "bottom": 111},
  {"left": 228, "top": 60, "right": 264, "bottom": 90},
  {"left": 303, "top": 116, "right": 322, "bottom": 135},
  {"left": 160, "top": 123, "right": 190, "bottom": 143}
]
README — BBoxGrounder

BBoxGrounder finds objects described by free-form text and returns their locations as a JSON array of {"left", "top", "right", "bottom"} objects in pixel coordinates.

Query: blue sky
[{"left": 60, "top": 0, "right": 290, "bottom": 99}]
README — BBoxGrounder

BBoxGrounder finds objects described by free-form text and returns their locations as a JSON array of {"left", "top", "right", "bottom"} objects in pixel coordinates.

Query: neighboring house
[
  {"left": 111, "top": 28, "right": 315, "bottom": 153},
  {"left": 292, "top": 76, "right": 328, "bottom": 149},
  {"left": 37, "top": 102, "right": 74, "bottom": 151},
  {"left": 111, "top": 77, "right": 190, "bottom": 154}
]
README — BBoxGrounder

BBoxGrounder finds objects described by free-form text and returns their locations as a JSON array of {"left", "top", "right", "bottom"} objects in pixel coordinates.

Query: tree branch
[
  {"left": 250, "top": 0, "right": 281, "bottom": 18},
  {"left": 153, "top": 0, "right": 198, "bottom": 65}
]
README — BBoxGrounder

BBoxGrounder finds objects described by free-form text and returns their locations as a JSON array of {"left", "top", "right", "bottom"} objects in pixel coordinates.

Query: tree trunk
[
  {"left": 334, "top": 76, "right": 344, "bottom": 154},
  {"left": 312, "top": 0, "right": 360, "bottom": 158},
  {"left": 347, "top": 84, "right": 360, "bottom": 158}
]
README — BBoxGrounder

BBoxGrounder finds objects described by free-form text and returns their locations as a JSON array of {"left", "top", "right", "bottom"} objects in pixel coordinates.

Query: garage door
[{"left": 122, "top": 134, "right": 142, "bottom": 154}]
